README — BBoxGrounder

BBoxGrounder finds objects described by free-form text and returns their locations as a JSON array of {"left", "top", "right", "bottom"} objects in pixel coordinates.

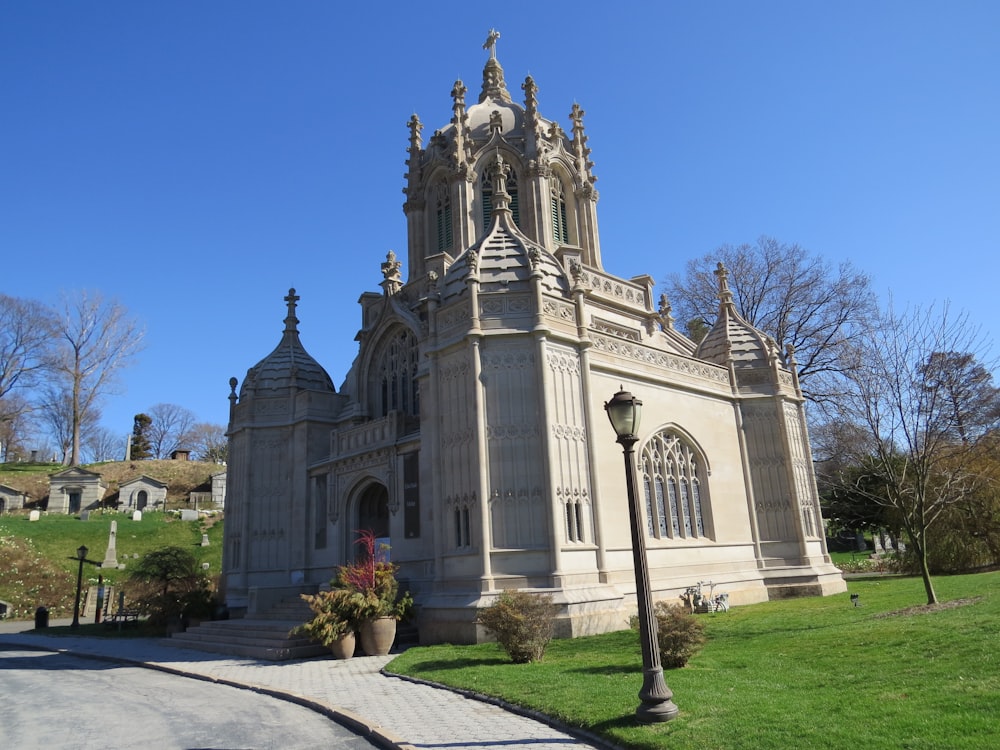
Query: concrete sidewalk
[{"left": 0, "top": 621, "right": 607, "bottom": 750}]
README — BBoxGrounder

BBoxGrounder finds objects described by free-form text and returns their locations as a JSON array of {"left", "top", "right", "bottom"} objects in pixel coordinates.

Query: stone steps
[
  {"left": 163, "top": 594, "right": 327, "bottom": 661},
  {"left": 164, "top": 595, "right": 418, "bottom": 661}
]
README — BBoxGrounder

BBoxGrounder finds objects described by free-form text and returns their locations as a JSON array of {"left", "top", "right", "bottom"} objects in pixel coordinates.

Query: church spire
[{"left": 479, "top": 28, "right": 512, "bottom": 103}]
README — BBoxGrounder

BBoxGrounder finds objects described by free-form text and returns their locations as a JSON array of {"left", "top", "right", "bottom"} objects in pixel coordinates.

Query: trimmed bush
[
  {"left": 652, "top": 601, "right": 707, "bottom": 668},
  {"left": 477, "top": 590, "right": 558, "bottom": 663}
]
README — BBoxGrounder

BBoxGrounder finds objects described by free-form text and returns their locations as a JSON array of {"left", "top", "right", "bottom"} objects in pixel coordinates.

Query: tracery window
[
  {"left": 550, "top": 180, "right": 568, "bottom": 243},
  {"left": 373, "top": 329, "right": 419, "bottom": 418},
  {"left": 640, "top": 430, "right": 711, "bottom": 540},
  {"left": 481, "top": 165, "right": 519, "bottom": 229}
]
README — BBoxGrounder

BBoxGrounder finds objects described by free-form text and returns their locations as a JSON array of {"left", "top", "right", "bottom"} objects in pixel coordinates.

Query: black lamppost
[
  {"left": 71, "top": 544, "right": 89, "bottom": 629},
  {"left": 605, "top": 388, "right": 679, "bottom": 723}
]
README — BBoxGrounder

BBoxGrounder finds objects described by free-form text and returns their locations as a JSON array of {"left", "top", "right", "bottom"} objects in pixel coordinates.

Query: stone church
[{"left": 222, "top": 35, "right": 845, "bottom": 643}]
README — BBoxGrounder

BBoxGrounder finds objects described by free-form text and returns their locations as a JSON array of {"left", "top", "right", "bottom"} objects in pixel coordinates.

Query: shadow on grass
[{"left": 400, "top": 655, "right": 510, "bottom": 671}]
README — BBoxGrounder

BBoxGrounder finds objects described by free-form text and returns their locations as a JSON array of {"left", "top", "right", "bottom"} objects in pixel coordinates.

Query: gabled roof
[{"left": 119, "top": 474, "right": 168, "bottom": 490}]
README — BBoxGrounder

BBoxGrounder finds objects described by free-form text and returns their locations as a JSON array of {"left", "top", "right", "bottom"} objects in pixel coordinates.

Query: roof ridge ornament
[{"left": 479, "top": 29, "right": 511, "bottom": 104}]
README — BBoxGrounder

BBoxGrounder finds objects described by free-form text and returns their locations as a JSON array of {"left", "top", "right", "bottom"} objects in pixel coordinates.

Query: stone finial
[
  {"left": 522, "top": 75, "right": 538, "bottom": 115},
  {"left": 528, "top": 246, "right": 542, "bottom": 270},
  {"left": 658, "top": 293, "right": 675, "bottom": 329},
  {"left": 570, "top": 103, "right": 595, "bottom": 182},
  {"left": 284, "top": 288, "right": 300, "bottom": 334},
  {"left": 714, "top": 262, "right": 734, "bottom": 307},
  {"left": 407, "top": 113, "right": 423, "bottom": 153},
  {"left": 381, "top": 251, "right": 403, "bottom": 295}
]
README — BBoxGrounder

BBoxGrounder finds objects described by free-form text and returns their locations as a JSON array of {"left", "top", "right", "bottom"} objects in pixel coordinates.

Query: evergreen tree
[{"left": 130, "top": 413, "right": 152, "bottom": 460}]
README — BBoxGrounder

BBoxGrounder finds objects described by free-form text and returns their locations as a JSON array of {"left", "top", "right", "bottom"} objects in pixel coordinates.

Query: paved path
[{"left": 0, "top": 621, "right": 605, "bottom": 750}]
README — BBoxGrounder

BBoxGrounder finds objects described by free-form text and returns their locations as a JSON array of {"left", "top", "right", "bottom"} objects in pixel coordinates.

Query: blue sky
[{"left": 3, "top": 1, "right": 998, "bottom": 443}]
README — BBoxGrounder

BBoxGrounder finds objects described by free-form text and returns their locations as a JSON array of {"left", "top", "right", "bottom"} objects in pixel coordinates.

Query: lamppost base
[{"left": 636, "top": 699, "right": 679, "bottom": 723}]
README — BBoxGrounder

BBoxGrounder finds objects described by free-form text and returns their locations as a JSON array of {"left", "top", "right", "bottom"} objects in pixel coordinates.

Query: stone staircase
[{"left": 163, "top": 596, "right": 328, "bottom": 661}]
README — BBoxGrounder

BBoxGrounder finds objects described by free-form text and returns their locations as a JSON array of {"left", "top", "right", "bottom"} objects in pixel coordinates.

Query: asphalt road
[{"left": 0, "top": 647, "right": 380, "bottom": 750}]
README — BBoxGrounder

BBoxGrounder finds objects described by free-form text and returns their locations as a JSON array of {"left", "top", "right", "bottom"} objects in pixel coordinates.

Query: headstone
[
  {"left": 201, "top": 533, "right": 210, "bottom": 547},
  {"left": 29, "top": 510, "right": 40, "bottom": 522},
  {"left": 102, "top": 520, "right": 119, "bottom": 568},
  {"left": 201, "top": 562, "right": 210, "bottom": 570},
  {"left": 872, "top": 533, "right": 884, "bottom": 554},
  {"left": 80, "top": 511, "right": 90, "bottom": 521},
  {"left": 132, "top": 510, "right": 142, "bottom": 522},
  {"left": 883, "top": 534, "right": 894, "bottom": 552},
  {"left": 180, "top": 509, "right": 199, "bottom": 522}
]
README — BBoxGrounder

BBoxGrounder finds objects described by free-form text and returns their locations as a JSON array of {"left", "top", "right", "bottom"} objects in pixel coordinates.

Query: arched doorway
[
  {"left": 356, "top": 483, "right": 390, "bottom": 558},
  {"left": 137, "top": 490, "right": 148, "bottom": 510}
]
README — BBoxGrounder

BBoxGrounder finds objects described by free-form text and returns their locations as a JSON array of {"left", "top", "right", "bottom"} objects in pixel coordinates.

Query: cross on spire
[{"left": 483, "top": 28, "right": 500, "bottom": 59}]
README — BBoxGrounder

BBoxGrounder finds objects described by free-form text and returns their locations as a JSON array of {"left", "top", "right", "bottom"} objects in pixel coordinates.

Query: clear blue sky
[{"left": 3, "top": 1, "right": 998, "bottom": 442}]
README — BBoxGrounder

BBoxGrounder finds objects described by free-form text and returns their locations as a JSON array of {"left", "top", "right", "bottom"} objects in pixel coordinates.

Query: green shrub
[
  {"left": 642, "top": 601, "right": 707, "bottom": 668},
  {"left": 477, "top": 590, "right": 558, "bottom": 664}
]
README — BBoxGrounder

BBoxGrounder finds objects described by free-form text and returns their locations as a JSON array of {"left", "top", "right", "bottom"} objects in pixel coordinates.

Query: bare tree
[
  {"left": 0, "top": 294, "right": 54, "bottom": 433},
  {"left": 664, "top": 236, "right": 877, "bottom": 408},
  {"left": 83, "top": 426, "right": 126, "bottom": 463},
  {"left": 147, "top": 402, "right": 197, "bottom": 458},
  {"left": 46, "top": 291, "right": 144, "bottom": 465},
  {"left": 187, "top": 422, "right": 228, "bottom": 463},
  {"left": 833, "top": 300, "right": 998, "bottom": 604}
]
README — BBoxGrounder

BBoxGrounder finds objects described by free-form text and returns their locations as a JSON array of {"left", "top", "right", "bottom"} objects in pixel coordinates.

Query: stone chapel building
[{"left": 222, "top": 37, "right": 845, "bottom": 643}]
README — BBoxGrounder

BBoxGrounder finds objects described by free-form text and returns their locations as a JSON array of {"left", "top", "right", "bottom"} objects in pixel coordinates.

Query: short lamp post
[
  {"left": 71, "top": 544, "right": 89, "bottom": 629},
  {"left": 605, "top": 388, "right": 679, "bottom": 723}
]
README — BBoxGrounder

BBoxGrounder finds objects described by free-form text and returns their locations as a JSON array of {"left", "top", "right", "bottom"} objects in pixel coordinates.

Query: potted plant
[
  {"left": 335, "top": 529, "right": 413, "bottom": 655},
  {"left": 294, "top": 588, "right": 366, "bottom": 659}
]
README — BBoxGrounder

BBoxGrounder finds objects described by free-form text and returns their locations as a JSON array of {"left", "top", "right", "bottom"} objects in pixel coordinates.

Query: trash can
[{"left": 34, "top": 606, "right": 49, "bottom": 629}]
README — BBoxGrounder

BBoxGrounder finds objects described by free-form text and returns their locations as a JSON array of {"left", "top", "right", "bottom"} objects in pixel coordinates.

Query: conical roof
[
  {"left": 696, "top": 264, "right": 772, "bottom": 368},
  {"left": 240, "top": 289, "right": 335, "bottom": 397}
]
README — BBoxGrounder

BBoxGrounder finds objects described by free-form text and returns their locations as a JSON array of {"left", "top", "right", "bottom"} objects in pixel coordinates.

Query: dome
[{"left": 240, "top": 289, "right": 335, "bottom": 397}]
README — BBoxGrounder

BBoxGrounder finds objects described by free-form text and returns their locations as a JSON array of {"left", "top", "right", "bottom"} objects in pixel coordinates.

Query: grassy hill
[{"left": 0, "top": 460, "right": 226, "bottom": 620}]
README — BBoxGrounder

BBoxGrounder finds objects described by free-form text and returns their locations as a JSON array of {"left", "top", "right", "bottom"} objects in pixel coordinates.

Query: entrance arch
[
  {"left": 137, "top": 490, "right": 148, "bottom": 510},
  {"left": 356, "top": 483, "right": 390, "bottom": 540}
]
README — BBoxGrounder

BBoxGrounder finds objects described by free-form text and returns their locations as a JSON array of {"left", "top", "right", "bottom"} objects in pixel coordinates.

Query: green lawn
[
  {"left": 0, "top": 512, "right": 223, "bottom": 618},
  {"left": 387, "top": 572, "right": 1000, "bottom": 750}
]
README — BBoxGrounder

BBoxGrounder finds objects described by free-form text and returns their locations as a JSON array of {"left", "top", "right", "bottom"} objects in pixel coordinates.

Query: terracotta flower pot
[
  {"left": 329, "top": 630, "right": 356, "bottom": 660},
  {"left": 359, "top": 616, "right": 396, "bottom": 655}
]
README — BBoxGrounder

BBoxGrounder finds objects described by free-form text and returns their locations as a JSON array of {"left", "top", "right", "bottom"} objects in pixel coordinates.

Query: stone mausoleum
[{"left": 222, "top": 36, "right": 845, "bottom": 643}]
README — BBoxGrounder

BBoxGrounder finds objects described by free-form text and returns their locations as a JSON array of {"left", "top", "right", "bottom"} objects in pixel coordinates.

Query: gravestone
[
  {"left": 872, "top": 534, "right": 884, "bottom": 554},
  {"left": 29, "top": 510, "right": 40, "bottom": 522},
  {"left": 132, "top": 510, "right": 142, "bottom": 522},
  {"left": 102, "top": 520, "right": 119, "bottom": 568},
  {"left": 201, "top": 533, "right": 210, "bottom": 547},
  {"left": 180, "top": 509, "right": 199, "bottom": 521},
  {"left": 80, "top": 511, "right": 89, "bottom": 521}
]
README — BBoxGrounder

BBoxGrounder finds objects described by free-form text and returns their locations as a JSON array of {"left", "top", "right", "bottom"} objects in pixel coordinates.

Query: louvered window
[{"left": 551, "top": 182, "right": 568, "bottom": 243}]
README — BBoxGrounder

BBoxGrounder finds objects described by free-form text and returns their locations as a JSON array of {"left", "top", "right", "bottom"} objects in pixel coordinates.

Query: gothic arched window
[
  {"left": 640, "top": 430, "right": 712, "bottom": 540},
  {"left": 481, "top": 165, "right": 519, "bottom": 230},
  {"left": 372, "top": 329, "right": 419, "bottom": 418}
]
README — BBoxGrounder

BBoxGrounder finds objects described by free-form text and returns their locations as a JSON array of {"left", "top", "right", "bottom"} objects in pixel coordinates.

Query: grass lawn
[{"left": 387, "top": 571, "right": 1000, "bottom": 750}]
